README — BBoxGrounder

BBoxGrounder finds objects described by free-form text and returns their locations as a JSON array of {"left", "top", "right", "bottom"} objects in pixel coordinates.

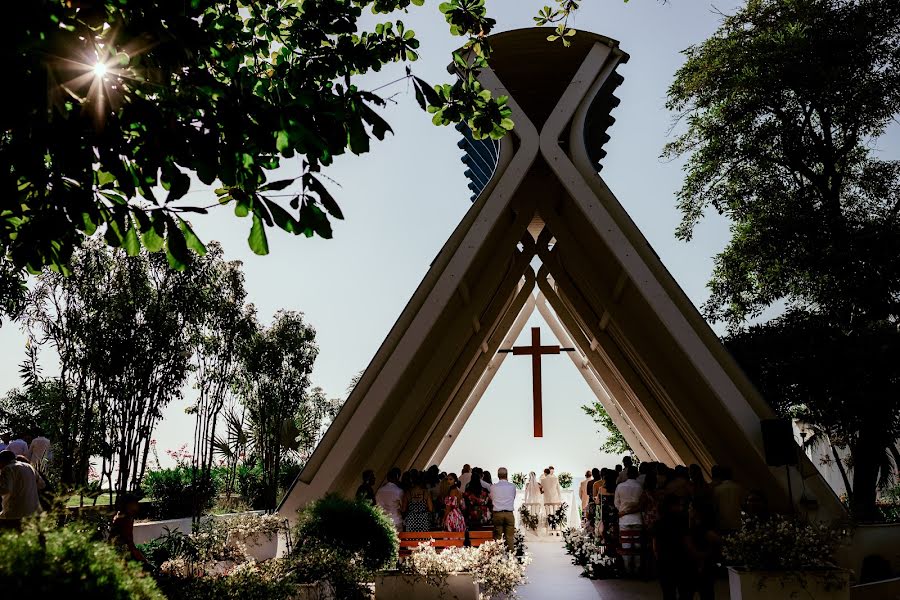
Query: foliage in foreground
[
  {"left": 294, "top": 492, "right": 399, "bottom": 572},
  {"left": 0, "top": 521, "right": 163, "bottom": 599}
]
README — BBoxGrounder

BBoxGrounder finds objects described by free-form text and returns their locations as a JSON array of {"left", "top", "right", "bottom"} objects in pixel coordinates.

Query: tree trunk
[
  {"left": 831, "top": 442, "right": 852, "bottom": 502},
  {"left": 850, "top": 434, "right": 881, "bottom": 521}
]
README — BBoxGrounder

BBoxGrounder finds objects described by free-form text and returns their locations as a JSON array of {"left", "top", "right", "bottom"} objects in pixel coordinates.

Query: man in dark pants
[{"left": 489, "top": 467, "right": 517, "bottom": 552}]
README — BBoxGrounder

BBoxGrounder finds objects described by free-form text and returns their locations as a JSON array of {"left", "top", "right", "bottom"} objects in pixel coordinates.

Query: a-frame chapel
[{"left": 279, "top": 27, "right": 843, "bottom": 522}]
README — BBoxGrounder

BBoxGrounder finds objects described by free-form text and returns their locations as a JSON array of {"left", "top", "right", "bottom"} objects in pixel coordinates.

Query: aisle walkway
[
  {"left": 517, "top": 539, "right": 731, "bottom": 600},
  {"left": 518, "top": 539, "right": 599, "bottom": 600}
]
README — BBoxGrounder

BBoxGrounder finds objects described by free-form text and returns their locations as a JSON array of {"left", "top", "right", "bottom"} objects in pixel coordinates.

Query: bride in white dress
[{"left": 523, "top": 471, "right": 544, "bottom": 510}]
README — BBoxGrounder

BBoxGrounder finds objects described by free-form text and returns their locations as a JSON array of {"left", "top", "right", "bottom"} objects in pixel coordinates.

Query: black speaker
[{"left": 761, "top": 418, "right": 798, "bottom": 466}]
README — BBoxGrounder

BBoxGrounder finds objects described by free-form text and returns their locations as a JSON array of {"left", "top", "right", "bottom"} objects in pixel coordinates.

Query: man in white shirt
[
  {"left": 490, "top": 467, "right": 517, "bottom": 552},
  {"left": 459, "top": 464, "right": 472, "bottom": 489},
  {"left": 375, "top": 467, "right": 405, "bottom": 531},
  {"left": 28, "top": 432, "right": 51, "bottom": 472},
  {"left": 614, "top": 465, "right": 643, "bottom": 575},
  {"left": 0, "top": 450, "right": 43, "bottom": 527}
]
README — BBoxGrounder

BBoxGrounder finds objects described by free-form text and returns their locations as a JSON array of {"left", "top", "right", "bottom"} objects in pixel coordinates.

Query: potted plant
[
  {"left": 724, "top": 514, "right": 850, "bottom": 600},
  {"left": 378, "top": 540, "right": 530, "bottom": 599},
  {"left": 222, "top": 512, "right": 284, "bottom": 561}
]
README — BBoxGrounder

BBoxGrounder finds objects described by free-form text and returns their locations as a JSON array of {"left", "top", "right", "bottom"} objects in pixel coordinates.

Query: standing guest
[
  {"left": 653, "top": 494, "right": 693, "bottom": 600},
  {"left": 689, "top": 464, "right": 712, "bottom": 508},
  {"left": 402, "top": 471, "right": 434, "bottom": 532},
  {"left": 665, "top": 466, "right": 693, "bottom": 515},
  {"left": 490, "top": 467, "right": 517, "bottom": 552},
  {"left": 615, "top": 465, "right": 644, "bottom": 576},
  {"left": 110, "top": 494, "right": 147, "bottom": 563},
  {"left": 482, "top": 470, "right": 493, "bottom": 487},
  {"left": 0, "top": 450, "right": 42, "bottom": 528},
  {"left": 640, "top": 470, "right": 662, "bottom": 577},
  {"left": 7, "top": 436, "right": 28, "bottom": 459},
  {"left": 0, "top": 433, "right": 9, "bottom": 452},
  {"left": 376, "top": 467, "right": 405, "bottom": 531},
  {"left": 459, "top": 464, "right": 472, "bottom": 489},
  {"left": 709, "top": 465, "right": 724, "bottom": 489},
  {"left": 464, "top": 471, "right": 492, "bottom": 529},
  {"left": 617, "top": 455, "right": 634, "bottom": 484},
  {"left": 686, "top": 502, "right": 722, "bottom": 600},
  {"left": 356, "top": 469, "right": 376, "bottom": 504},
  {"left": 713, "top": 466, "right": 746, "bottom": 535},
  {"left": 599, "top": 469, "right": 618, "bottom": 542},
  {"left": 440, "top": 474, "right": 466, "bottom": 532},
  {"left": 541, "top": 467, "right": 563, "bottom": 520},
  {"left": 579, "top": 469, "right": 593, "bottom": 516},
  {"left": 28, "top": 430, "right": 51, "bottom": 473},
  {"left": 586, "top": 467, "right": 602, "bottom": 535},
  {"left": 637, "top": 462, "right": 650, "bottom": 486}
]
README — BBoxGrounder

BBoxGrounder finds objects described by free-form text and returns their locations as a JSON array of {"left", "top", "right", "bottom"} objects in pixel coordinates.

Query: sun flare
[{"left": 92, "top": 62, "right": 107, "bottom": 77}]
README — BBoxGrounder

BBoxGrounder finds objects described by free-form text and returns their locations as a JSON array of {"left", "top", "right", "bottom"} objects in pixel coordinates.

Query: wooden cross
[{"left": 499, "top": 327, "right": 574, "bottom": 437}]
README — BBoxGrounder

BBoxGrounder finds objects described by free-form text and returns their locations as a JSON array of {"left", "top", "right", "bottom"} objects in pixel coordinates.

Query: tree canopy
[
  {"left": 4, "top": 0, "right": 514, "bottom": 278},
  {"left": 666, "top": 0, "right": 900, "bottom": 518}
]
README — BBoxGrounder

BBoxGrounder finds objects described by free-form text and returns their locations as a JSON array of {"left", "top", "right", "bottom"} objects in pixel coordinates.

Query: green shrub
[
  {"left": 236, "top": 463, "right": 267, "bottom": 510},
  {"left": 0, "top": 522, "right": 163, "bottom": 599},
  {"left": 142, "top": 467, "right": 219, "bottom": 519},
  {"left": 294, "top": 493, "right": 398, "bottom": 571},
  {"left": 154, "top": 564, "right": 296, "bottom": 600}
]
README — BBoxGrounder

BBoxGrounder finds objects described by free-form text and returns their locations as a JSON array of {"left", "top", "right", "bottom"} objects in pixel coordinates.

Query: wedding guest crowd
[
  {"left": 581, "top": 456, "right": 753, "bottom": 599},
  {"left": 0, "top": 430, "right": 51, "bottom": 527},
  {"left": 363, "top": 463, "right": 518, "bottom": 551}
]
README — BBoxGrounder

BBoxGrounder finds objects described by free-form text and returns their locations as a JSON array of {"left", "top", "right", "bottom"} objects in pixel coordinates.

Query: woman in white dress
[{"left": 523, "top": 471, "right": 544, "bottom": 510}]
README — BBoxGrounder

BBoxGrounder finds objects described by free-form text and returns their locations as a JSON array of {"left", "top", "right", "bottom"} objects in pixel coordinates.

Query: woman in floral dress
[
  {"left": 440, "top": 474, "right": 466, "bottom": 532},
  {"left": 463, "top": 475, "right": 492, "bottom": 528}
]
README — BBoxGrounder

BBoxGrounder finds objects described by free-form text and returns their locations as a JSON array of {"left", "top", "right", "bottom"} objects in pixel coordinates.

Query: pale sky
[{"left": 2, "top": 0, "right": 897, "bottom": 475}]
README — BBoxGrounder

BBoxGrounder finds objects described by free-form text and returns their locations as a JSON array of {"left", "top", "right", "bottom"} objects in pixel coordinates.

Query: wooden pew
[{"left": 398, "top": 530, "right": 496, "bottom": 556}]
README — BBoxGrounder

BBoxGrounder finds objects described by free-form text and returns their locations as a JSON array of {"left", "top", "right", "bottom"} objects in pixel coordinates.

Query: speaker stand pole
[{"left": 785, "top": 464, "right": 794, "bottom": 514}]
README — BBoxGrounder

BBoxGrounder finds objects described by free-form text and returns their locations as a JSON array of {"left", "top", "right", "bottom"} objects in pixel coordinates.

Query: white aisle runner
[{"left": 517, "top": 540, "right": 599, "bottom": 600}]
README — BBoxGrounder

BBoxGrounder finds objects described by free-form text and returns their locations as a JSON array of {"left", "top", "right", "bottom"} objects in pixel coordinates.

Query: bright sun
[{"left": 93, "top": 62, "right": 107, "bottom": 77}]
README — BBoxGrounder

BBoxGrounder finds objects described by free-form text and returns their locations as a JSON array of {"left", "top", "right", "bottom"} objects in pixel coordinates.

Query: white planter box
[
  {"left": 228, "top": 531, "right": 279, "bottom": 561},
  {"left": 375, "top": 572, "right": 479, "bottom": 600},
  {"left": 292, "top": 581, "right": 335, "bottom": 600},
  {"left": 728, "top": 567, "right": 850, "bottom": 600}
]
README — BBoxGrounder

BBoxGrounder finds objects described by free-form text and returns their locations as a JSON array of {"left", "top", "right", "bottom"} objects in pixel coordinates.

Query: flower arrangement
[
  {"left": 518, "top": 504, "right": 539, "bottom": 531},
  {"left": 220, "top": 513, "right": 284, "bottom": 540},
  {"left": 511, "top": 472, "right": 526, "bottom": 489},
  {"left": 563, "top": 528, "right": 618, "bottom": 580},
  {"left": 402, "top": 540, "right": 531, "bottom": 599},
  {"left": 723, "top": 514, "right": 846, "bottom": 571},
  {"left": 514, "top": 529, "right": 527, "bottom": 559},
  {"left": 558, "top": 472, "right": 573, "bottom": 489},
  {"left": 546, "top": 502, "right": 568, "bottom": 530}
]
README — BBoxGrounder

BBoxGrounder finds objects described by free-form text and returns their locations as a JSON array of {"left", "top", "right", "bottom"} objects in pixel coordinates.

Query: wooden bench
[{"left": 399, "top": 530, "right": 495, "bottom": 556}]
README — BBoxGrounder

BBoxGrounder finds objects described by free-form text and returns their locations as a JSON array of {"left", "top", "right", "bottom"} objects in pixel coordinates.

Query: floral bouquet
[
  {"left": 723, "top": 514, "right": 846, "bottom": 571},
  {"left": 511, "top": 472, "right": 526, "bottom": 489},
  {"left": 546, "top": 502, "right": 568, "bottom": 530},
  {"left": 518, "top": 504, "right": 539, "bottom": 531},
  {"left": 403, "top": 540, "right": 531, "bottom": 599},
  {"left": 558, "top": 472, "right": 573, "bottom": 489}
]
